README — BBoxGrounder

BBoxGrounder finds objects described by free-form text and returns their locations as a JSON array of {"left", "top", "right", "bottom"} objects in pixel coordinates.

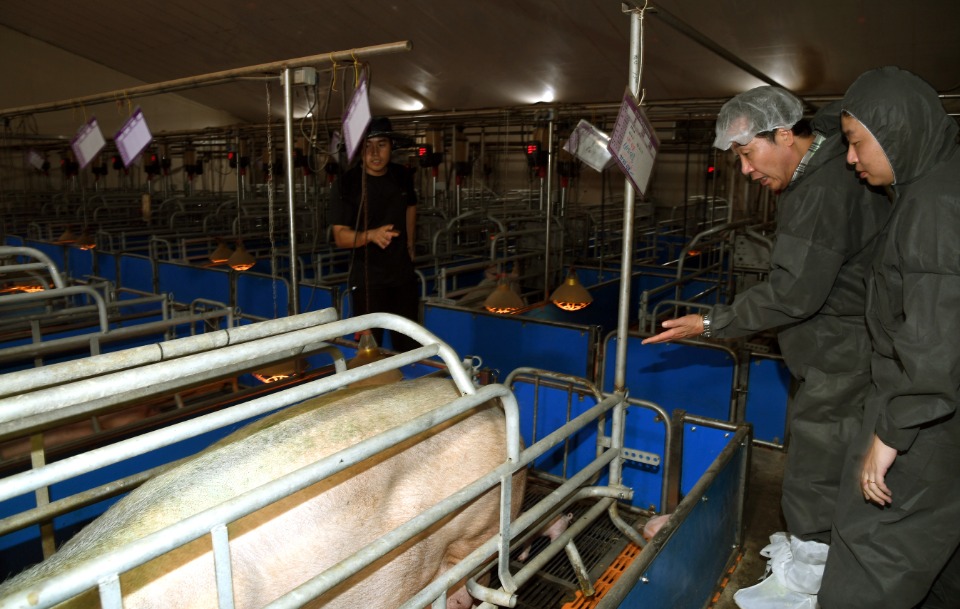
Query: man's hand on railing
[{"left": 641, "top": 313, "right": 705, "bottom": 344}]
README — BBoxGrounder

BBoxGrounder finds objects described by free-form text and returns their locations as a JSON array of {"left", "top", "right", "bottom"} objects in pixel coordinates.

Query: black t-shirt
[{"left": 328, "top": 163, "right": 417, "bottom": 287}]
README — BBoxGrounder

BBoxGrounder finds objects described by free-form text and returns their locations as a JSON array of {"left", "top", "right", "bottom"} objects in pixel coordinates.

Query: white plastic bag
[{"left": 733, "top": 532, "right": 828, "bottom": 609}]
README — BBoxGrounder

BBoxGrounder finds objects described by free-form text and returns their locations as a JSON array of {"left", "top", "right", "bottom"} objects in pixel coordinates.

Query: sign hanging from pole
[
  {"left": 608, "top": 87, "right": 659, "bottom": 196},
  {"left": 342, "top": 76, "right": 372, "bottom": 164}
]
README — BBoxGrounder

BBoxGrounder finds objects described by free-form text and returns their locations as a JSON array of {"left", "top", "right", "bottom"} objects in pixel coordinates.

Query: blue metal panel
[
  {"left": 94, "top": 251, "right": 118, "bottom": 284},
  {"left": 23, "top": 240, "right": 65, "bottom": 272},
  {"left": 156, "top": 261, "right": 230, "bottom": 308},
  {"left": 621, "top": 405, "right": 668, "bottom": 511},
  {"left": 298, "top": 283, "right": 337, "bottom": 314},
  {"left": 3, "top": 236, "right": 24, "bottom": 247},
  {"left": 510, "top": 381, "right": 667, "bottom": 511},
  {"left": 423, "top": 303, "right": 594, "bottom": 379},
  {"left": 602, "top": 335, "right": 736, "bottom": 421},
  {"left": 616, "top": 430, "right": 745, "bottom": 609},
  {"left": 119, "top": 254, "right": 155, "bottom": 294},
  {"left": 745, "top": 355, "right": 791, "bottom": 446},
  {"left": 681, "top": 422, "right": 732, "bottom": 496},
  {"left": 236, "top": 273, "right": 290, "bottom": 319},
  {"left": 66, "top": 247, "right": 94, "bottom": 282}
]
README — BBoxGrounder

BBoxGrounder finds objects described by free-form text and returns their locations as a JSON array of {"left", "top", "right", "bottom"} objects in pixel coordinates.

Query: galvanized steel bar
[
  {"left": 0, "top": 42, "right": 412, "bottom": 119},
  {"left": 0, "top": 308, "right": 336, "bottom": 398},
  {"left": 0, "top": 246, "right": 66, "bottom": 288}
]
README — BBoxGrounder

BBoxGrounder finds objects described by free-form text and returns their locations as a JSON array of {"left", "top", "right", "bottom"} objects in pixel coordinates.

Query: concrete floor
[{"left": 712, "top": 444, "right": 787, "bottom": 609}]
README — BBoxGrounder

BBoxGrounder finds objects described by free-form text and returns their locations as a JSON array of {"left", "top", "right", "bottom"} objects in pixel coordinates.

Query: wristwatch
[{"left": 700, "top": 312, "right": 712, "bottom": 338}]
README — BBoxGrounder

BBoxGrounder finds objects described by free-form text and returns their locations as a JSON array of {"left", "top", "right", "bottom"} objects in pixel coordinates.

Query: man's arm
[{"left": 332, "top": 224, "right": 400, "bottom": 250}]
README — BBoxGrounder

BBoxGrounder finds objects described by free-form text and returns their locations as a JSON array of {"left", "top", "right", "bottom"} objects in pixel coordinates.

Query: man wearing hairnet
[{"left": 644, "top": 87, "right": 889, "bottom": 563}]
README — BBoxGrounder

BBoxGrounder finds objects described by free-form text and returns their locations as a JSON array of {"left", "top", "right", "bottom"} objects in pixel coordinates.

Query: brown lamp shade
[
  {"left": 347, "top": 333, "right": 404, "bottom": 387},
  {"left": 210, "top": 239, "right": 234, "bottom": 264},
  {"left": 484, "top": 282, "right": 524, "bottom": 314},
  {"left": 228, "top": 242, "right": 256, "bottom": 271},
  {"left": 550, "top": 272, "right": 593, "bottom": 311}
]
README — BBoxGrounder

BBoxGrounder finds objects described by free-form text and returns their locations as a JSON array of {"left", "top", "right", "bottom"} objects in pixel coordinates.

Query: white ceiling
[{"left": 1, "top": 0, "right": 959, "bottom": 124}]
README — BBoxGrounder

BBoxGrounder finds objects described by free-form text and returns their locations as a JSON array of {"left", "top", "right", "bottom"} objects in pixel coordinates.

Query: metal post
[{"left": 282, "top": 68, "right": 299, "bottom": 315}]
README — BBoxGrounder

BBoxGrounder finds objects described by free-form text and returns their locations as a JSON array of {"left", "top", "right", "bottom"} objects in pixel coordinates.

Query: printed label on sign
[
  {"left": 343, "top": 76, "right": 372, "bottom": 164},
  {"left": 608, "top": 88, "right": 659, "bottom": 196},
  {"left": 71, "top": 117, "right": 107, "bottom": 170},
  {"left": 115, "top": 108, "right": 153, "bottom": 167}
]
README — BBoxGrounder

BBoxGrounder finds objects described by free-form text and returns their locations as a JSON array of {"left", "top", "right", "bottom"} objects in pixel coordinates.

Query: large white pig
[{"left": 0, "top": 377, "right": 526, "bottom": 608}]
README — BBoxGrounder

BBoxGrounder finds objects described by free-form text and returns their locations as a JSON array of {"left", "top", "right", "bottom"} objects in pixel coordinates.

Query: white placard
[
  {"left": 71, "top": 117, "right": 106, "bottom": 170},
  {"left": 342, "top": 76, "right": 371, "bottom": 164},
  {"left": 26, "top": 149, "right": 46, "bottom": 171},
  {"left": 608, "top": 88, "right": 660, "bottom": 196},
  {"left": 563, "top": 119, "right": 614, "bottom": 172},
  {"left": 115, "top": 108, "right": 153, "bottom": 167}
]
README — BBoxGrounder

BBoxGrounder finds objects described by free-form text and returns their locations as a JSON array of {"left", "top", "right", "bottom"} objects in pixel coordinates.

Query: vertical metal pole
[
  {"left": 283, "top": 68, "right": 300, "bottom": 315},
  {"left": 615, "top": 11, "right": 641, "bottom": 393},
  {"left": 543, "top": 119, "right": 555, "bottom": 300},
  {"left": 609, "top": 8, "right": 643, "bottom": 489}
]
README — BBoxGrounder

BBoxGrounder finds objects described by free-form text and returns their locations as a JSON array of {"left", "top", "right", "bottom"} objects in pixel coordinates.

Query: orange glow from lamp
[
  {"left": 484, "top": 280, "right": 524, "bottom": 314},
  {"left": 76, "top": 231, "right": 96, "bottom": 250},
  {"left": 228, "top": 241, "right": 255, "bottom": 271},
  {"left": 209, "top": 239, "right": 234, "bottom": 264},
  {"left": 550, "top": 271, "right": 593, "bottom": 312}
]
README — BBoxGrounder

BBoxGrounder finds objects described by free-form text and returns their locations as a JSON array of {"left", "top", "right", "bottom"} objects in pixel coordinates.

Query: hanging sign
[
  {"left": 70, "top": 117, "right": 106, "bottom": 170},
  {"left": 342, "top": 76, "right": 372, "bottom": 164},
  {"left": 608, "top": 88, "right": 659, "bottom": 196},
  {"left": 115, "top": 107, "right": 153, "bottom": 167},
  {"left": 563, "top": 119, "right": 614, "bottom": 173},
  {"left": 26, "top": 149, "right": 46, "bottom": 171}
]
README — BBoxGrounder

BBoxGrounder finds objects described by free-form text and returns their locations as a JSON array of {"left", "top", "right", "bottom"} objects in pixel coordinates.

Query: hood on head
[{"left": 842, "top": 66, "right": 957, "bottom": 185}]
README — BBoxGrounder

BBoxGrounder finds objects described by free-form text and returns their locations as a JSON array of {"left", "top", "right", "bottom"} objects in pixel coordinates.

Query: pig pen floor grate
[{"left": 486, "top": 476, "right": 650, "bottom": 609}]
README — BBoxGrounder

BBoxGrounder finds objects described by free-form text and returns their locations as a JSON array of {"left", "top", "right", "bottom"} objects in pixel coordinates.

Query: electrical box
[{"left": 283, "top": 67, "right": 318, "bottom": 86}]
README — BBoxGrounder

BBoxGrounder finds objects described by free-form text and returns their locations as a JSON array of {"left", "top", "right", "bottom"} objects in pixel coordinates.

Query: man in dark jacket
[
  {"left": 644, "top": 86, "right": 890, "bottom": 547},
  {"left": 819, "top": 66, "right": 960, "bottom": 609},
  {"left": 329, "top": 117, "right": 419, "bottom": 351}
]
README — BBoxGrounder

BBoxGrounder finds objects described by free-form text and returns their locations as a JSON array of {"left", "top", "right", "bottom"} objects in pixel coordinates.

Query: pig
[{"left": 0, "top": 377, "right": 526, "bottom": 609}]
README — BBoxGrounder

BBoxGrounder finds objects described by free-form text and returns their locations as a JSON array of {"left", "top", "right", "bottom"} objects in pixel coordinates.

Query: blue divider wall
[
  {"left": 298, "top": 283, "right": 337, "bottom": 314},
  {"left": 510, "top": 381, "right": 667, "bottom": 511},
  {"left": 157, "top": 261, "right": 231, "bottom": 308},
  {"left": 236, "top": 273, "right": 290, "bottom": 319},
  {"left": 617, "top": 425, "right": 745, "bottom": 608},
  {"left": 22, "top": 240, "right": 65, "bottom": 275},
  {"left": 94, "top": 251, "right": 118, "bottom": 285},
  {"left": 66, "top": 247, "right": 94, "bottom": 282},
  {"left": 423, "top": 303, "right": 595, "bottom": 380},
  {"left": 744, "top": 355, "right": 791, "bottom": 445},
  {"left": 119, "top": 254, "right": 155, "bottom": 295},
  {"left": 602, "top": 334, "right": 736, "bottom": 422}
]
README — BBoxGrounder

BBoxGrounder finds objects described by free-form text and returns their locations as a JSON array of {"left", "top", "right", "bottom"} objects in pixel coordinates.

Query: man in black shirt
[{"left": 328, "top": 117, "right": 419, "bottom": 351}]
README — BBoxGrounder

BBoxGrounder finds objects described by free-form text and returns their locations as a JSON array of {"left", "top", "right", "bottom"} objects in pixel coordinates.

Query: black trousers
[{"left": 351, "top": 279, "right": 420, "bottom": 352}]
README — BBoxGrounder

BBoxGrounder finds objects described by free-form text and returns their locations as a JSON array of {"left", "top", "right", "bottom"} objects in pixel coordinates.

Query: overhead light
[
  {"left": 252, "top": 359, "right": 306, "bottom": 383},
  {"left": 209, "top": 239, "right": 234, "bottom": 264},
  {"left": 228, "top": 241, "right": 255, "bottom": 272},
  {"left": 484, "top": 279, "right": 524, "bottom": 314},
  {"left": 76, "top": 230, "right": 96, "bottom": 250},
  {"left": 550, "top": 270, "right": 593, "bottom": 311},
  {"left": 56, "top": 227, "right": 76, "bottom": 243},
  {"left": 346, "top": 333, "right": 404, "bottom": 387}
]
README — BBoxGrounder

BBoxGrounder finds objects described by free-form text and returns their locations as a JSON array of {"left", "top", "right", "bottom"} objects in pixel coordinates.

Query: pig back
[{"left": 0, "top": 377, "right": 522, "bottom": 609}]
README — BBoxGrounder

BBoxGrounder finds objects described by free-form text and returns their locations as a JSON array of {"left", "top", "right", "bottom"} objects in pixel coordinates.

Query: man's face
[
  {"left": 363, "top": 136, "right": 391, "bottom": 176},
  {"left": 841, "top": 114, "right": 894, "bottom": 186},
  {"left": 730, "top": 130, "right": 794, "bottom": 192}
]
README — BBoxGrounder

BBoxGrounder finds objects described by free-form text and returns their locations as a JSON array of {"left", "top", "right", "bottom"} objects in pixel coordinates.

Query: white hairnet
[{"left": 713, "top": 86, "right": 804, "bottom": 150}]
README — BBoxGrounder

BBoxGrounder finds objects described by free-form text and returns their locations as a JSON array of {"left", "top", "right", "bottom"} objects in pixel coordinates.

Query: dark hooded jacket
[
  {"left": 842, "top": 66, "right": 960, "bottom": 451},
  {"left": 709, "top": 108, "right": 890, "bottom": 379}
]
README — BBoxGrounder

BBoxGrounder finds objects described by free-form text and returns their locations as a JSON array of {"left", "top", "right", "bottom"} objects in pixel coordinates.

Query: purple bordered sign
[
  {"left": 607, "top": 88, "right": 660, "bottom": 196},
  {"left": 342, "top": 76, "right": 372, "bottom": 164},
  {"left": 115, "top": 108, "right": 153, "bottom": 167}
]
